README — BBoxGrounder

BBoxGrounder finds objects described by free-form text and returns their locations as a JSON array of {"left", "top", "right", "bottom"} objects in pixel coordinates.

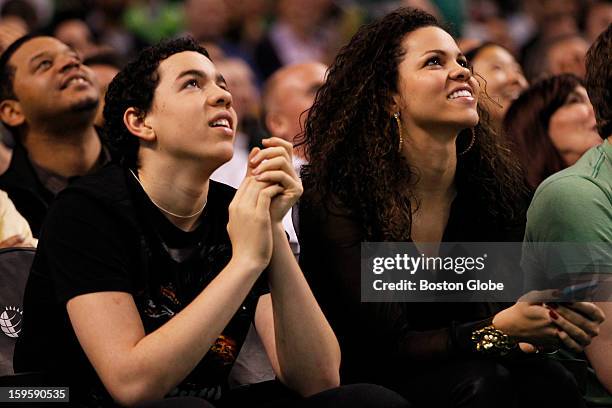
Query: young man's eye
[{"left": 185, "top": 79, "right": 200, "bottom": 89}]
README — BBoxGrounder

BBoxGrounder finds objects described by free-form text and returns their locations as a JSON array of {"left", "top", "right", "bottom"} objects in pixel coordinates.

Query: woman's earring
[
  {"left": 458, "top": 127, "right": 476, "bottom": 156},
  {"left": 393, "top": 112, "right": 403, "bottom": 152}
]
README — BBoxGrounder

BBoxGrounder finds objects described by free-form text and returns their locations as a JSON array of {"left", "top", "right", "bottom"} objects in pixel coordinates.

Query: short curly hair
[
  {"left": 585, "top": 23, "right": 612, "bottom": 139},
  {"left": 102, "top": 36, "right": 210, "bottom": 168}
]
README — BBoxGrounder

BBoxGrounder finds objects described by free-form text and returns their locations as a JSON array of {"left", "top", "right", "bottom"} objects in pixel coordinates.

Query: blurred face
[
  {"left": 89, "top": 63, "right": 119, "bottom": 127},
  {"left": 54, "top": 19, "right": 96, "bottom": 57},
  {"left": 8, "top": 36, "right": 99, "bottom": 126},
  {"left": 145, "top": 51, "right": 237, "bottom": 168},
  {"left": 185, "top": 0, "right": 229, "bottom": 41},
  {"left": 546, "top": 36, "right": 588, "bottom": 78},
  {"left": 395, "top": 26, "right": 479, "bottom": 136},
  {"left": 216, "top": 59, "right": 258, "bottom": 120},
  {"left": 586, "top": 3, "right": 612, "bottom": 43},
  {"left": 268, "top": 62, "right": 327, "bottom": 143},
  {"left": 548, "top": 86, "right": 601, "bottom": 165},
  {"left": 471, "top": 45, "right": 528, "bottom": 125}
]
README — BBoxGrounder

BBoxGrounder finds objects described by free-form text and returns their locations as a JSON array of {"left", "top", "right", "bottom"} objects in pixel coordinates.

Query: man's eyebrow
[
  {"left": 29, "top": 51, "right": 50, "bottom": 63},
  {"left": 29, "top": 47, "right": 79, "bottom": 64},
  {"left": 176, "top": 69, "right": 206, "bottom": 81},
  {"left": 216, "top": 73, "right": 227, "bottom": 85}
]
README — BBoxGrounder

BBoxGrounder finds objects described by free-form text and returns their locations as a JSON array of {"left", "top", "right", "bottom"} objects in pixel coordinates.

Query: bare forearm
[
  {"left": 268, "top": 223, "right": 340, "bottom": 396},
  {"left": 78, "top": 258, "right": 263, "bottom": 405}
]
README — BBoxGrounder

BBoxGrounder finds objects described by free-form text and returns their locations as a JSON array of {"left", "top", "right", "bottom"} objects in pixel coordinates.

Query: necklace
[{"left": 129, "top": 169, "right": 207, "bottom": 219}]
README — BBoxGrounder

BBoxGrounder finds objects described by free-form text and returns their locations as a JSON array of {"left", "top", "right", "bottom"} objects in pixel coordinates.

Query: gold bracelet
[{"left": 471, "top": 325, "right": 518, "bottom": 356}]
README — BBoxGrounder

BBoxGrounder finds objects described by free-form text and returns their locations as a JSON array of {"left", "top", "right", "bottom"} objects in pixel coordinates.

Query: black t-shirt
[{"left": 14, "top": 165, "right": 269, "bottom": 406}]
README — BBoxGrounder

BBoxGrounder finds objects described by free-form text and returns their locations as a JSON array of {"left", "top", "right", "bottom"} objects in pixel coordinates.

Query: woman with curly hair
[
  {"left": 504, "top": 73, "right": 601, "bottom": 189},
  {"left": 298, "top": 7, "right": 604, "bottom": 407}
]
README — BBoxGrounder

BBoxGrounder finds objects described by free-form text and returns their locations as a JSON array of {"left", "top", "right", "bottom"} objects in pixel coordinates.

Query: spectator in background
[
  {"left": 0, "top": 0, "right": 37, "bottom": 32},
  {"left": 543, "top": 33, "right": 589, "bottom": 79},
  {"left": 583, "top": 0, "right": 612, "bottom": 44},
  {"left": 183, "top": 0, "right": 256, "bottom": 68},
  {"left": 261, "top": 61, "right": 327, "bottom": 256},
  {"left": 521, "top": 0, "right": 581, "bottom": 81},
  {"left": 84, "top": 51, "right": 123, "bottom": 128},
  {"left": 505, "top": 73, "right": 601, "bottom": 189},
  {"left": 0, "top": 188, "right": 35, "bottom": 248},
  {"left": 0, "top": 14, "right": 27, "bottom": 53},
  {"left": 466, "top": 42, "right": 528, "bottom": 132},
  {"left": 53, "top": 17, "right": 100, "bottom": 58},
  {"left": 0, "top": 34, "right": 107, "bottom": 236},
  {"left": 263, "top": 62, "right": 327, "bottom": 167},
  {"left": 523, "top": 23, "right": 612, "bottom": 394},
  {"left": 211, "top": 57, "right": 261, "bottom": 189},
  {"left": 254, "top": 0, "right": 337, "bottom": 79}
]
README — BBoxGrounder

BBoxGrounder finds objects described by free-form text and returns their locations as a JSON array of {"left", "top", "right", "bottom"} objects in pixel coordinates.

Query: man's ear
[
  {"left": 265, "top": 112, "right": 287, "bottom": 139},
  {"left": 123, "top": 107, "right": 156, "bottom": 142},
  {"left": 0, "top": 100, "right": 25, "bottom": 127}
]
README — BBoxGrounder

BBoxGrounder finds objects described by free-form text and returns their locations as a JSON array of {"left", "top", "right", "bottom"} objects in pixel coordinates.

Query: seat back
[{"left": 0, "top": 247, "right": 35, "bottom": 376}]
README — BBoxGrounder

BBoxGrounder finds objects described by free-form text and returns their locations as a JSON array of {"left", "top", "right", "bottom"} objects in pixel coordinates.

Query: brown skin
[{"left": 0, "top": 36, "right": 101, "bottom": 178}]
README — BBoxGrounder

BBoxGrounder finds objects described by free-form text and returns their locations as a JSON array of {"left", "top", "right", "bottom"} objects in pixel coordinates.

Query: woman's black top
[{"left": 298, "top": 189, "right": 526, "bottom": 385}]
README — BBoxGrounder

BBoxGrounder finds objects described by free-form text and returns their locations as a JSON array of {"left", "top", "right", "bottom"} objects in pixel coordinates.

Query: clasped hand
[{"left": 226, "top": 137, "right": 302, "bottom": 270}]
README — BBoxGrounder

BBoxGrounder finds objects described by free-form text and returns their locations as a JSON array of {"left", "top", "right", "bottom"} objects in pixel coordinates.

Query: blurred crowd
[{"left": 0, "top": 0, "right": 610, "bottom": 177}]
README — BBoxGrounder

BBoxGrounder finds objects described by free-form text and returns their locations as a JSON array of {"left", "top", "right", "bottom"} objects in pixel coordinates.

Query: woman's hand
[
  {"left": 493, "top": 294, "right": 604, "bottom": 353},
  {"left": 492, "top": 300, "right": 560, "bottom": 348},
  {"left": 249, "top": 138, "right": 303, "bottom": 224}
]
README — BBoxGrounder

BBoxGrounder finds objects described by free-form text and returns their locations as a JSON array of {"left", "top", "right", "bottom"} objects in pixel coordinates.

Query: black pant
[
  {"left": 392, "top": 356, "right": 584, "bottom": 408},
  {"left": 134, "top": 382, "right": 411, "bottom": 408}
]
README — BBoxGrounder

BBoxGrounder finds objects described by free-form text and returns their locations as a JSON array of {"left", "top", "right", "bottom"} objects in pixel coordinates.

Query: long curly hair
[
  {"left": 504, "top": 73, "right": 584, "bottom": 189},
  {"left": 300, "top": 7, "right": 529, "bottom": 241}
]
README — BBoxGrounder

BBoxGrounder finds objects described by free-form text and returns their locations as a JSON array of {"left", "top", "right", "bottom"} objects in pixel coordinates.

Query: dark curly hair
[
  {"left": 102, "top": 36, "right": 209, "bottom": 168},
  {"left": 504, "top": 73, "right": 584, "bottom": 189},
  {"left": 300, "top": 7, "right": 529, "bottom": 241},
  {"left": 585, "top": 23, "right": 612, "bottom": 139}
]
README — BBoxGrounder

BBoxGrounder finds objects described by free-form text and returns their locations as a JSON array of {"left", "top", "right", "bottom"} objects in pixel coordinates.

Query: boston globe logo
[{"left": 0, "top": 306, "right": 23, "bottom": 338}]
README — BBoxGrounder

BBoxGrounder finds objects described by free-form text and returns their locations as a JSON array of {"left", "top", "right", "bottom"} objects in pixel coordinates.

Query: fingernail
[{"left": 549, "top": 310, "right": 559, "bottom": 320}]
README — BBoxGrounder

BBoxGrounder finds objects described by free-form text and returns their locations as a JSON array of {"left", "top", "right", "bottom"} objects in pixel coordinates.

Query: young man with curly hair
[{"left": 14, "top": 37, "right": 409, "bottom": 408}]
